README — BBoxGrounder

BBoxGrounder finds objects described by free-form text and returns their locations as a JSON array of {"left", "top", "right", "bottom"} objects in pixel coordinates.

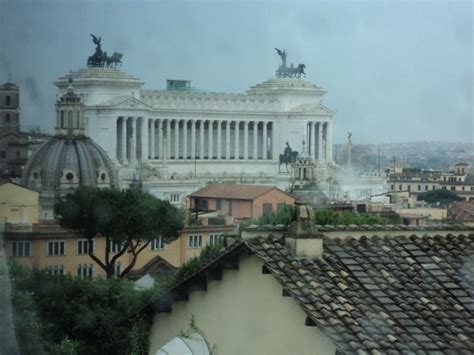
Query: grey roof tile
[{"left": 245, "top": 233, "right": 474, "bottom": 353}]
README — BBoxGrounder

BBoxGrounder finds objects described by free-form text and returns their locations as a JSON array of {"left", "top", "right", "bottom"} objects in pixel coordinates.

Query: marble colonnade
[{"left": 116, "top": 118, "right": 332, "bottom": 166}]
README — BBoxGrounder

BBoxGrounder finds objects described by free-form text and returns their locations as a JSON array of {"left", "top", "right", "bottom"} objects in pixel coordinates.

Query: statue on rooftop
[
  {"left": 274, "top": 48, "right": 306, "bottom": 78},
  {"left": 87, "top": 34, "right": 123, "bottom": 68}
]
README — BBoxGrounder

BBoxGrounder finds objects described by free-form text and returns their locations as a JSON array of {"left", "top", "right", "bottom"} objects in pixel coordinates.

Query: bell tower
[{"left": 0, "top": 82, "right": 20, "bottom": 135}]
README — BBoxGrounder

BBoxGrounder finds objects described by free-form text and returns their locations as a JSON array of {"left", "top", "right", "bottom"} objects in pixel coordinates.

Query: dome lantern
[{"left": 55, "top": 78, "right": 86, "bottom": 137}]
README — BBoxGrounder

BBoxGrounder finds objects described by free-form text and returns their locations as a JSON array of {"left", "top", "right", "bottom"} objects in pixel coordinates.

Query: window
[
  {"left": 451, "top": 186, "right": 455, "bottom": 191},
  {"left": 12, "top": 241, "right": 31, "bottom": 257},
  {"left": 5, "top": 113, "right": 10, "bottom": 122},
  {"left": 462, "top": 186, "right": 465, "bottom": 191},
  {"left": 277, "top": 203, "right": 285, "bottom": 210},
  {"left": 114, "top": 262, "right": 121, "bottom": 277},
  {"left": 46, "top": 265, "right": 64, "bottom": 275},
  {"left": 0, "top": 151, "right": 5, "bottom": 159},
  {"left": 208, "top": 234, "right": 224, "bottom": 247},
  {"left": 196, "top": 198, "right": 208, "bottom": 210},
  {"left": 390, "top": 184, "right": 395, "bottom": 190},
  {"left": 108, "top": 240, "right": 122, "bottom": 253},
  {"left": 150, "top": 236, "right": 165, "bottom": 250},
  {"left": 75, "top": 111, "right": 80, "bottom": 128},
  {"left": 16, "top": 151, "right": 20, "bottom": 157},
  {"left": 169, "top": 194, "right": 180, "bottom": 202},
  {"left": 432, "top": 185, "right": 436, "bottom": 190},
  {"left": 77, "top": 240, "right": 94, "bottom": 255},
  {"left": 399, "top": 184, "right": 402, "bottom": 191},
  {"left": 262, "top": 203, "right": 272, "bottom": 215},
  {"left": 417, "top": 185, "right": 421, "bottom": 191},
  {"left": 425, "top": 185, "right": 428, "bottom": 191},
  {"left": 77, "top": 264, "right": 93, "bottom": 279},
  {"left": 48, "top": 241, "right": 65, "bottom": 256},
  {"left": 407, "top": 185, "right": 411, "bottom": 192},
  {"left": 188, "top": 235, "right": 202, "bottom": 248},
  {"left": 6, "top": 95, "right": 11, "bottom": 106},
  {"left": 68, "top": 111, "right": 73, "bottom": 128},
  {"left": 216, "top": 198, "right": 222, "bottom": 210}
]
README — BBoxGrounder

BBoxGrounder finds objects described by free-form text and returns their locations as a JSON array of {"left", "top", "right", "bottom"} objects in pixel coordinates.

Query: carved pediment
[
  {"left": 109, "top": 97, "right": 153, "bottom": 110},
  {"left": 291, "top": 103, "right": 335, "bottom": 115}
]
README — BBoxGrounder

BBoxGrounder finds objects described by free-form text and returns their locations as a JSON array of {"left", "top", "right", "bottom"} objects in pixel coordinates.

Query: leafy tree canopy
[
  {"left": 240, "top": 204, "right": 295, "bottom": 229},
  {"left": 55, "top": 187, "right": 183, "bottom": 278},
  {"left": 314, "top": 208, "right": 398, "bottom": 226},
  {"left": 417, "top": 189, "right": 463, "bottom": 206},
  {"left": 9, "top": 262, "right": 152, "bottom": 355}
]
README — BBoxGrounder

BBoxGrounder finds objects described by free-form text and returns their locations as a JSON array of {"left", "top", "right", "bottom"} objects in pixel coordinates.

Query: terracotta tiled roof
[
  {"left": 449, "top": 202, "right": 474, "bottom": 222},
  {"left": 248, "top": 234, "right": 474, "bottom": 354},
  {"left": 190, "top": 183, "right": 293, "bottom": 200},
  {"left": 127, "top": 255, "right": 176, "bottom": 281}
]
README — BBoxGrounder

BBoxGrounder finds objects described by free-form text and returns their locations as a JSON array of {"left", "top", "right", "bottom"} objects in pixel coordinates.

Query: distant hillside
[{"left": 334, "top": 141, "right": 474, "bottom": 171}]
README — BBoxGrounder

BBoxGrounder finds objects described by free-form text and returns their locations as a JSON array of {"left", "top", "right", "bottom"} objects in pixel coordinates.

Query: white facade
[{"left": 55, "top": 68, "right": 335, "bottom": 195}]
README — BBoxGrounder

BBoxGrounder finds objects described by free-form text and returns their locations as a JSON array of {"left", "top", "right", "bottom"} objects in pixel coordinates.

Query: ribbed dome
[{"left": 22, "top": 136, "right": 117, "bottom": 196}]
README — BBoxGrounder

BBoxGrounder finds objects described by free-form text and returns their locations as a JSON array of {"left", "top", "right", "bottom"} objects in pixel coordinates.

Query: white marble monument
[{"left": 54, "top": 67, "right": 335, "bottom": 202}]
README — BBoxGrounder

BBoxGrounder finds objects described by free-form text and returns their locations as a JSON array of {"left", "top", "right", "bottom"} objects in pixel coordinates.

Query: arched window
[
  {"left": 68, "top": 111, "right": 73, "bottom": 128},
  {"left": 60, "top": 111, "right": 65, "bottom": 128},
  {"left": 75, "top": 111, "right": 80, "bottom": 128}
]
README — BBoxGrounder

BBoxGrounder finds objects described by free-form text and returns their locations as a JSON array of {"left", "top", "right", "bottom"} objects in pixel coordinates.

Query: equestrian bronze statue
[{"left": 279, "top": 142, "right": 299, "bottom": 172}]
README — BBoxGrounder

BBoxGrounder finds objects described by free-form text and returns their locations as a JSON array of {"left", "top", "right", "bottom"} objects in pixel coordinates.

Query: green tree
[
  {"left": 417, "top": 189, "right": 463, "bottom": 206},
  {"left": 240, "top": 204, "right": 295, "bottom": 229},
  {"left": 55, "top": 187, "right": 183, "bottom": 278},
  {"left": 313, "top": 208, "right": 338, "bottom": 225},
  {"left": 314, "top": 208, "right": 396, "bottom": 225},
  {"left": 9, "top": 262, "right": 153, "bottom": 355}
]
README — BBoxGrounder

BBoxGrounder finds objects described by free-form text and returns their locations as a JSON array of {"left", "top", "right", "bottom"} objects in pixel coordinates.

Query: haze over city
[{"left": 0, "top": 0, "right": 472, "bottom": 144}]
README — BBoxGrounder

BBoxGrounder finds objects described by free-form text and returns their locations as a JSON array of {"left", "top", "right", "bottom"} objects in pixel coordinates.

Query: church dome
[{"left": 21, "top": 135, "right": 117, "bottom": 197}]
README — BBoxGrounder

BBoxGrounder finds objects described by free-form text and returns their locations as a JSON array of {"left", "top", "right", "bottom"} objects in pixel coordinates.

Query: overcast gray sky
[{"left": 1, "top": 0, "right": 472, "bottom": 144}]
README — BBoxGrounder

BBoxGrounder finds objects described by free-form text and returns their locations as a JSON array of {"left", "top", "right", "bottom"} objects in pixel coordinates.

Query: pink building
[{"left": 189, "top": 183, "right": 296, "bottom": 220}]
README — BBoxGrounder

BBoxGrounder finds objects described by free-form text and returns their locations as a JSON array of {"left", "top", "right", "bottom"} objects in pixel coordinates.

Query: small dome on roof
[{"left": 21, "top": 136, "right": 117, "bottom": 197}]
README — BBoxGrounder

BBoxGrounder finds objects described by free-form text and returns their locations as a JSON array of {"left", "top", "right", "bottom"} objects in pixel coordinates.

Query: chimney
[{"left": 285, "top": 204, "right": 324, "bottom": 258}]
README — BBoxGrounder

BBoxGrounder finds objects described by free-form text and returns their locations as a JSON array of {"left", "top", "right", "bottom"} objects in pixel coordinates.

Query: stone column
[
  {"left": 130, "top": 117, "right": 137, "bottom": 165},
  {"left": 174, "top": 120, "right": 180, "bottom": 159},
  {"left": 262, "top": 121, "right": 268, "bottom": 160},
  {"left": 318, "top": 122, "right": 323, "bottom": 163},
  {"left": 253, "top": 121, "right": 258, "bottom": 159},
  {"left": 243, "top": 121, "right": 249, "bottom": 159},
  {"left": 226, "top": 121, "right": 231, "bottom": 159},
  {"left": 217, "top": 120, "right": 222, "bottom": 159},
  {"left": 271, "top": 122, "right": 278, "bottom": 160},
  {"left": 157, "top": 120, "right": 162, "bottom": 159},
  {"left": 306, "top": 122, "right": 311, "bottom": 157},
  {"left": 150, "top": 119, "right": 155, "bottom": 159},
  {"left": 313, "top": 122, "right": 317, "bottom": 161},
  {"left": 199, "top": 120, "right": 205, "bottom": 159},
  {"left": 183, "top": 120, "right": 188, "bottom": 159},
  {"left": 208, "top": 120, "right": 213, "bottom": 159},
  {"left": 166, "top": 119, "right": 171, "bottom": 161},
  {"left": 326, "top": 121, "right": 333, "bottom": 163},
  {"left": 121, "top": 117, "right": 128, "bottom": 165},
  {"left": 191, "top": 120, "right": 196, "bottom": 159},
  {"left": 234, "top": 121, "right": 239, "bottom": 159},
  {"left": 141, "top": 117, "right": 148, "bottom": 162}
]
